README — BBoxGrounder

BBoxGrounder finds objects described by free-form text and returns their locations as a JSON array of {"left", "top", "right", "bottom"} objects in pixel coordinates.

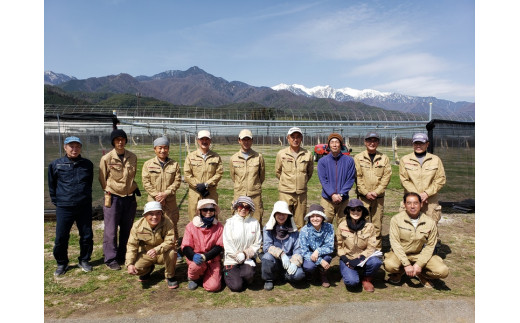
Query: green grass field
[{"left": 44, "top": 142, "right": 475, "bottom": 319}]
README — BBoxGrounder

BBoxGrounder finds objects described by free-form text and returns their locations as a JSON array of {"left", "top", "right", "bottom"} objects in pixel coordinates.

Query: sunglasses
[
  {"left": 200, "top": 208, "right": 215, "bottom": 212},
  {"left": 238, "top": 204, "right": 251, "bottom": 210},
  {"left": 350, "top": 207, "right": 363, "bottom": 212}
]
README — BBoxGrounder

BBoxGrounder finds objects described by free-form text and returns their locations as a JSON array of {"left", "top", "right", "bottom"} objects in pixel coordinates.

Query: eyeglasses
[
  {"left": 200, "top": 208, "right": 215, "bottom": 212},
  {"left": 238, "top": 204, "right": 251, "bottom": 210},
  {"left": 350, "top": 207, "right": 363, "bottom": 212}
]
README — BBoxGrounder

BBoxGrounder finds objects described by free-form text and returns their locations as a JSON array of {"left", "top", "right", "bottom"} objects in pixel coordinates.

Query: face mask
[{"left": 201, "top": 215, "right": 215, "bottom": 228}]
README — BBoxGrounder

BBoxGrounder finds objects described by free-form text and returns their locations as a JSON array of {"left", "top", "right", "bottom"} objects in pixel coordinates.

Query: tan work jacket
[
  {"left": 125, "top": 216, "right": 176, "bottom": 267},
  {"left": 99, "top": 149, "right": 137, "bottom": 196},
  {"left": 229, "top": 149, "right": 265, "bottom": 197},
  {"left": 142, "top": 156, "right": 181, "bottom": 202},
  {"left": 336, "top": 220, "right": 378, "bottom": 260},
  {"left": 275, "top": 147, "right": 314, "bottom": 194},
  {"left": 184, "top": 149, "right": 223, "bottom": 189},
  {"left": 388, "top": 211, "right": 437, "bottom": 268},
  {"left": 354, "top": 150, "right": 392, "bottom": 197},
  {"left": 399, "top": 152, "right": 446, "bottom": 199}
]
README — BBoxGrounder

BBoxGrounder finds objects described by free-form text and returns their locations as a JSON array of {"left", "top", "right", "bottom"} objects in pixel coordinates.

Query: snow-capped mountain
[
  {"left": 272, "top": 83, "right": 391, "bottom": 101},
  {"left": 271, "top": 83, "right": 474, "bottom": 118},
  {"left": 44, "top": 71, "right": 77, "bottom": 85}
]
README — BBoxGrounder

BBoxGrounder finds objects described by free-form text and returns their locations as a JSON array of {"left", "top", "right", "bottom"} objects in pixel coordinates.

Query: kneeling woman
[
  {"left": 299, "top": 204, "right": 335, "bottom": 288},
  {"left": 223, "top": 196, "right": 262, "bottom": 292},
  {"left": 180, "top": 199, "right": 224, "bottom": 292},
  {"left": 261, "top": 201, "right": 305, "bottom": 291},
  {"left": 336, "top": 199, "right": 382, "bottom": 292}
]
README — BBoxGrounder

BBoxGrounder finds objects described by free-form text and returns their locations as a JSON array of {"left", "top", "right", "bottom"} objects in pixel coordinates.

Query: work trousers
[
  {"left": 186, "top": 258, "right": 222, "bottom": 292},
  {"left": 53, "top": 204, "right": 93, "bottom": 266},
  {"left": 223, "top": 263, "right": 255, "bottom": 292},
  {"left": 261, "top": 253, "right": 305, "bottom": 282},
  {"left": 340, "top": 256, "right": 382, "bottom": 287},
  {"left": 359, "top": 195, "right": 385, "bottom": 249},
  {"left": 383, "top": 251, "right": 449, "bottom": 279},
  {"left": 320, "top": 196, "right": 349, "bottom": 226},
  {"left": 278, "top": 191, "right": 307, "bottom": 229},
  {"left": 302, "top": 255, "right": 333, "bottom": 274},
  {"left": 133, "top": 249, "right": 177, "bottom": 278},
  {"left": 103, "top": 194, "right": 137, "bottom": 265}
]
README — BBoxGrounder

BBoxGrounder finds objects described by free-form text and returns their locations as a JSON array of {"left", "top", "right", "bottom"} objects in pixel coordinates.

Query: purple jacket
[{"left": 317, "top": 153, "right": 356, "bottom": 201}]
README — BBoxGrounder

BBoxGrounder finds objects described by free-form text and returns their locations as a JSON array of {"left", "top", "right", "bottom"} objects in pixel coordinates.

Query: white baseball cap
[
  {"left": 197, "top": 130, "right": 211, "bottom": 139},
  {"left": 287, "top": 127, "right": 302, "bottom": 135}
]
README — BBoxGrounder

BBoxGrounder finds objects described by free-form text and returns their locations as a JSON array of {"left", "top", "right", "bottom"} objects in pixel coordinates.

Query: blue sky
[{"left": 44, "top": 0, "right": 475, "bottom": 102}]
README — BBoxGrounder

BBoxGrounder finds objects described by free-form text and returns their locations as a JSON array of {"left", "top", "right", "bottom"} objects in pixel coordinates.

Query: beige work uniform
[
  {"left": 275, "top": 147, "right": 314, "bottom": 229},
  {"left": 383, "top": 211, "right": 449, "bottom": 280},
  {"left": 184, "top": 149, "right": 223, "bottom": 219},
  {"left": 229, "top": 149, "right": 266, "bottom": 225},
  {"left": 125, "top": 216, "right": 177, "bottom": 278},
  {"left": 399, "top": 153, "right": 446, "bottom": 222},
  {"left": 99, "top": 149, "right": 138, "bottom": 196},
  {"left": 336, "top": 221, "right": 378, "bottom": 260},
  {"left": 354, "top": 150, "right": 392, "bottom": 248},
  {"left": 142, "top": 156, "right": 182, "bottom": 238}
]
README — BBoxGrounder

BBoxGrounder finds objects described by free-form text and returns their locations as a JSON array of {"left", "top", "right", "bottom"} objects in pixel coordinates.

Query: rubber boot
[
  {"left": 361, "top": 276, "right": 374, "bottom": 292},
  {"left": 319, "top": 267, "right": 330, "bottom": 288}
]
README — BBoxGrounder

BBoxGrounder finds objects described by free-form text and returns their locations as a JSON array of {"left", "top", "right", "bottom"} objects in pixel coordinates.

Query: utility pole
[
  {"left": 429, "top": 102, "right": 432, "bottom": 121},
  {"left": 136, "top": 92, "right": 141, "bottom": 117}
]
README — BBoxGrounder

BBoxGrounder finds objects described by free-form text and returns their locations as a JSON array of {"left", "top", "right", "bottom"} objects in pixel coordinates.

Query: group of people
[{"left": 48, "top": 125, "right": 449, "bottom": 292}]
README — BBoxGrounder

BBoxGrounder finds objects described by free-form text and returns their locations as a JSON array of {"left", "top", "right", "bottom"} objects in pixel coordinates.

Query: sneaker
[
  {"left": 139, "top": 265, "right": 155, "bottom": 282},
  {"left": 188, "top": 280, "right": 199, "bottom": 290},
  {"left": 106, "top": 262, "right": 121, "bottom": 271},
  {"left": 388, "top": 273, "right": 403, "bottom": 284},
  {"left": 416, "top": 274, "right": 434, "bottom": 289},
  {"left": 166, "top": 277, "right": 179, "bottom": 289},
  {"left": 54, "top": 264, "right": 69, "bottom": 276},
  {"left": 78, "top": 261, "right": 93, "bottom": 272},
  {"left": 264, "top": 281, "right": 274, "bottom": 291}
]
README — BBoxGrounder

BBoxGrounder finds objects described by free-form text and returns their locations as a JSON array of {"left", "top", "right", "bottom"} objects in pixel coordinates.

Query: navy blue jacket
[
  {"left": 48, "top": 155, "right": 94, "bottom": 207},
  {"left": 317, "top": 153, "right": 356, "bottom": 201}
]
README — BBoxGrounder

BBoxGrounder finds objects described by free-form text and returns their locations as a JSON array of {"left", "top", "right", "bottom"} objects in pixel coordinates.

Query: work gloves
[{"left": 195, "top": 183, "right": 209, "bottom": 197}]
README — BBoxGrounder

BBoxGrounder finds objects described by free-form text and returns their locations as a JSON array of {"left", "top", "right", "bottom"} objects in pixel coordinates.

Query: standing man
[
  {"left": 99, "top": 128, "right": 139, "bottom": 270},
  {"left": 184, "top": 130, "right": 223, "bottom": 219},
  {"left": 229, "top": 129, "right": 266, "bottom": 225},
  {"left": 275, "top": 127, "right": 314, "bottom": 229},
  {"left": 354, "top": 132, "right": 392, "bottom": 248},
  {"left": 383, "top": 192, "right": 449, "bottom": 288},
  {"left": 317, "top": 133, "right": 356, "bottom": 225},
  {"left": 142, "top": 136, "right": 182, "bottom": 239},
  {"left": 48, "top": 136, "right": 94, "bottom": 276},
  {"left": 399, "top": 133, "right": 446, "bottom": 223}
]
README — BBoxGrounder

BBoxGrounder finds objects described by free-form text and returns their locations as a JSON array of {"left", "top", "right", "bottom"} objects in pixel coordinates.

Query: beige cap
[
  {"left": 239, "top": 129, "right": 253, "bottom": 139},
  {"left": 197, "top": 130, "right": 211, "bottom": 139}
]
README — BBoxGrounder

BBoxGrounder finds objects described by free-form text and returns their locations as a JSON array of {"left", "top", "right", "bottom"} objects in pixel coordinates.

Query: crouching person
[
  {"left": 383, "top": 192, "right": 449, "bottom": 288},
  {"left": 125, "top": 201, "right": 178, "bottom": 289},
  {"left": 181, "top": 199, "right": 224, "bottom": 292},
  {"left": 299, "top": 204, "right": 335, "bottom": 288},
  {"left": 223, "top": 196, "right": 262, "bottom": 292},
  {"left": 337, "top": 199, "right": 382, "bottom": 292},
  {"left": 261, "top": 201, "right": 305, "bottom": 291}
]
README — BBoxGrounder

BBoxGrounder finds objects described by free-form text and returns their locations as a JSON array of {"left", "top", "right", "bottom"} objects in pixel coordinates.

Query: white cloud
[
  {"left": 374, "top": 76, "right": 475, "bottom": 101},
  {"left": 348, "top": 53, "right": 447, "bottom": 78}
]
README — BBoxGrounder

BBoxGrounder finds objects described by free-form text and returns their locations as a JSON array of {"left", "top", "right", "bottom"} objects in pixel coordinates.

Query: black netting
[{"left": 426, "top": 119, "right": 475, "bottom": 212}]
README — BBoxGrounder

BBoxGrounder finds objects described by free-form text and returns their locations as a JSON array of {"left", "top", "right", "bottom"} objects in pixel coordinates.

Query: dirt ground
[{"left": 44, "top": 210, "right": 475, "bottom": 320}]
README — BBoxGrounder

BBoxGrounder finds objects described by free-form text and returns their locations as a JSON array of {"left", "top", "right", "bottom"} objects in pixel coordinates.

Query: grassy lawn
[{"left": 44, "top": 143, "right": 474, "bottom": 319}]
